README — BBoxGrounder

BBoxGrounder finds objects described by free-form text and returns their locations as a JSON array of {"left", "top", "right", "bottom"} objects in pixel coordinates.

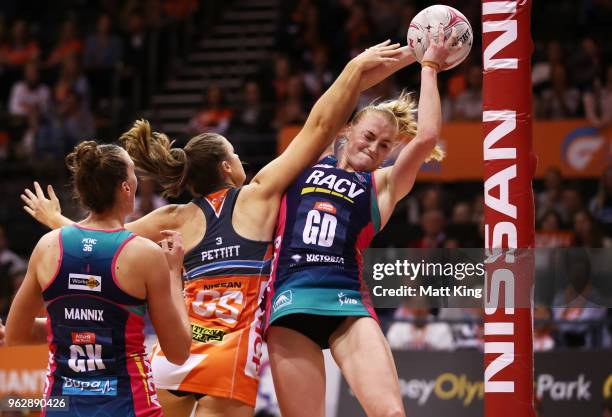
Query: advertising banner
[
  {"left": 336, "top": 350, "right": 612, "bottom": 417},
  {"left": 277, "top": 121, "right": 612, "bottom": 181},
  {"left": 0, "top": 345, "right": 48, "bottom": 398}
]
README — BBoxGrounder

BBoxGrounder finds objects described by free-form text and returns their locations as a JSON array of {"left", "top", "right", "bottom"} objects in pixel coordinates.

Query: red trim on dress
[
  {"left": 41, "top": 229, "right": 64, "bottom": 292},
  {"left": 73, "top": 223, "right": 126, "bottom": 233},
  {"left": 355, "top": 222, "right": 379, "bottom": 322},
  {"left": 264, "top": 193, "right": 288, "bottom": 330},
  {"left": 111, "top": 235, "right": 139, "bottom": 297}
]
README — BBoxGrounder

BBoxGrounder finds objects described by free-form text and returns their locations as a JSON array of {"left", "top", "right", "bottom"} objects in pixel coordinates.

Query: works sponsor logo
[
  {"left": 273, "top": 290, "right": 292, "bottom": 312},
  {"left": 191, "top": 324, "right": 225, "bottom": 343},
  {"left": 536, "top": 374, "right": 591, "bottom": 401},
  {"left": 68, "top": 273, "right": 102, "bottom": 292},
  {"left": 61, "top": 376, "right": 117, "bottom": 396}
]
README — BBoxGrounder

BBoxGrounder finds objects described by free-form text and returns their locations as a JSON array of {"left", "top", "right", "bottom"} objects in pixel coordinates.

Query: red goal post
[{"left": 482, "top": 1, "right": 537, "bottom": 417}]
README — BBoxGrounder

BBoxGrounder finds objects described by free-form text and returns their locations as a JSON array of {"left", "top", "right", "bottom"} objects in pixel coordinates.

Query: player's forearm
[
  {"left": 360, "top": 47, "right": 416, "bottom": 92},
  {"left": 304, "top": 59, "right": 366, "bottom": 139},
  {"left": 415, "top": 66, "right": 442, "bottom": 142},
  {"left": 6, "top": 318, "right": 48, "bottom": 346},
  {"left": 169, "top": 269, "right": 190, "bottom": 330}
]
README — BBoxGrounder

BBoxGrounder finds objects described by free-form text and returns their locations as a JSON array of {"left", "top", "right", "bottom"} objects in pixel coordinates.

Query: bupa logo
[
  {"left": 273, "top": 290, "right": 292, "bottom": 312},
  {"left": 562, "top": 127, "right": 606, "bottom": 171},
  {"left": 62, "top": 376, "right": 117, "bottom": 396}
]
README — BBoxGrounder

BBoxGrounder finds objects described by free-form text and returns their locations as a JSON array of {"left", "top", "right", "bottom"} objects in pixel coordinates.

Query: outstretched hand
[
  {"left": 421, "top": 24, "right": 462, "bottom": 70},
  {"left": 0, "top": 319, "right": 5, "bottom": 346},
  {"left": 351, "top": 39, "right": 403, "bottom": 71},
  {"left": 21, "top": 182, "right": 62, "bottom": 228}
]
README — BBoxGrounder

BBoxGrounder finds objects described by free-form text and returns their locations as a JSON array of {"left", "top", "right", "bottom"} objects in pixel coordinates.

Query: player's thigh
[
  {"left": 267, "top": 325, "right": 326, "bottom": 417},
  {"left": 330, "top": 317, "right": 405, "bottom": 417},
  {"left": 157, "top": 388, "right": 197, "bottom": 417},
  {"left": 195, "top": 395, "right": 253, "bottom": 417}
]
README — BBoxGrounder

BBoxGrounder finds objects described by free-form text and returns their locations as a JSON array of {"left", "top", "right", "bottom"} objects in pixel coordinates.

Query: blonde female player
[
  {"left": 5, "top": 141, "right": 191, "bottom": 416},
  {"left": 20, "top": 40, "right": 418, "bottom": 417},
  {"left": 264, "top": 26, "right": 460, "bottom": 417}
]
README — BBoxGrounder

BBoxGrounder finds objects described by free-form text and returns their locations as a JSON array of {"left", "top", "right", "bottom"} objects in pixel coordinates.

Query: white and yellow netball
[{"left": 407, "top": 5, "right": 473, "bottom": 71}]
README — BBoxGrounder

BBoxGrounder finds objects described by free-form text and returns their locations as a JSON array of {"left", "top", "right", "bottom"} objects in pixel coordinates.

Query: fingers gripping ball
[{"left": 407, "top": 5, "right": 473, "bottom": 70}]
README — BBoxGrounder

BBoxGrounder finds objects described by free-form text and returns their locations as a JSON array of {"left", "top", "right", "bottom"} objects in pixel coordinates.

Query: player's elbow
[
  {"left": 164, "top": 332, "right": 191, "bottom": 365},
  {"left": 166, "top": 350, "right": 189, "bottom": 366},
  {"left": 414, "top": 132, "right": 438, "bottom": 150},
  {"left": 164, "top": 348, "right": 189, "bottom": 366},
  {"left": 309, "top": 113, "right": 335, "bottom": 137},
  {"left": 5, "top": 329, "right": 25, "bottom": 346}
]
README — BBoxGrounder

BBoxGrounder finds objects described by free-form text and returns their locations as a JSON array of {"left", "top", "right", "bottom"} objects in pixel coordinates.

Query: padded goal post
[{"left": 482, "top": 1, "right": 537, "bottom": 417}]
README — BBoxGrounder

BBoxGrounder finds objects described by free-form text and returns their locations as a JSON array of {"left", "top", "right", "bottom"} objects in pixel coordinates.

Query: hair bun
[{"left": 66, "top": 140, "right": 101, "bottom": 173}]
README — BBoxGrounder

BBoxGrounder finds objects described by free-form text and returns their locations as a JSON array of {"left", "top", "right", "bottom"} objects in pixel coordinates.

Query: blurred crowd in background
[{"left": 1, "top": 0, "right": 611, "bottom": 351}]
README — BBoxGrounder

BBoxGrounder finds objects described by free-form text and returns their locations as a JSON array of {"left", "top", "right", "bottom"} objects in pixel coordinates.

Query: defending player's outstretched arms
[{"left": 21, "top": 40, "right": 419, "bottom": 237}]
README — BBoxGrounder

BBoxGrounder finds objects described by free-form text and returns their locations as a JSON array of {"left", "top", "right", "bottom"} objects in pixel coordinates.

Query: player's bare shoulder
[
  {"left": 119, "top": 235, "right": 164, "bottom": 263},
  {"left": 36, "top": 229, "right": 62, "bottom": 263}
]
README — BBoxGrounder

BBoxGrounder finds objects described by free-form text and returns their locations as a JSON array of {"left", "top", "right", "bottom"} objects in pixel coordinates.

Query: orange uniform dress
[{"left": 151, "top": 188, "right": 272, "bottom": 406}]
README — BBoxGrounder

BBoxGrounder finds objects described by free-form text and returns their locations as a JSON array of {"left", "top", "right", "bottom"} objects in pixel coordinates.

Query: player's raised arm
[
  {"left": 250, "top": 40, "right": 402, "bottom": 198},
  {"left": 377, "top": 26, "right": 461, "bottom": 210}
]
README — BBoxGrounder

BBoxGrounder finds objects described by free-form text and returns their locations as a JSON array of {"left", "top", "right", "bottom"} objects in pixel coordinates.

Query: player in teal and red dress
[
  {"left": 265, "top": 26, "right": 461, "bottom": 417},
  {"left": 5, "top": 141, "right": 191, "bottom": 416}
]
